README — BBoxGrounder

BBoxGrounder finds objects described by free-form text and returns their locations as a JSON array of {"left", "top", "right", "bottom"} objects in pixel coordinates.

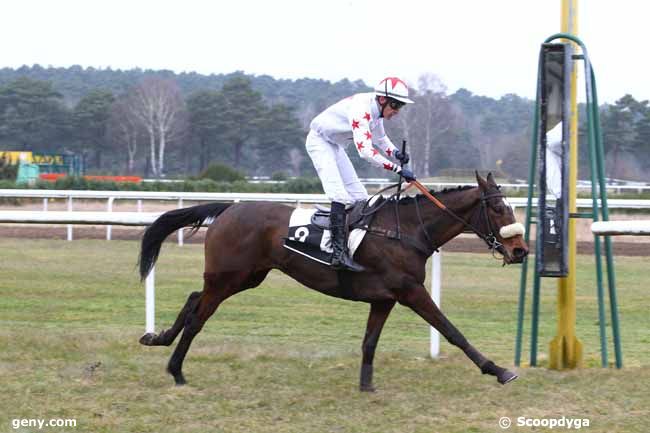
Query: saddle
[
  {"left": 310, "top": 197, "right": 384, "bottom": 231},
  {"left": 283, "top": 196, "right": 384, "bottom": 266}
]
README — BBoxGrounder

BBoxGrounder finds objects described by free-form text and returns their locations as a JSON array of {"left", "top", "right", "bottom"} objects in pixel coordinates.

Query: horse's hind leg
[
  {"left": 398, "top": 284, "right": 517, "bottom": 385},
  {"left": 167, "top": 270, "right": 269, "bottom": 385},
  {"left": 139, "top": 291, "right": 201, "bottom": 347}
]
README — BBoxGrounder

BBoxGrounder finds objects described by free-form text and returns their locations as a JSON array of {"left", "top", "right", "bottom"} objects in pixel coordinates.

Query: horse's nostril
[{"left": 513, "top": 247, "right": 528, "bottom": 259}]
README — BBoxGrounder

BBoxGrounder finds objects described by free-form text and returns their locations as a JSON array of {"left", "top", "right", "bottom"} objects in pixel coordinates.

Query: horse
[{"left": 138, "top": 172, "right": 528, "bottom": 391}]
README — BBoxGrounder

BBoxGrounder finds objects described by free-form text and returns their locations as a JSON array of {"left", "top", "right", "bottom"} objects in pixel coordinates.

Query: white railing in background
[
  {"left": 3, "top": 189, "right": 650, "bottom": 209},
  {"left": 243, "top": 178, "right": 650, "bottom": 194},
  {"left": 3, "top": 189, "right": 650, "bottom": 243},
  {"left": 591, "top": 220, "right": 650, "bottom": 236}
]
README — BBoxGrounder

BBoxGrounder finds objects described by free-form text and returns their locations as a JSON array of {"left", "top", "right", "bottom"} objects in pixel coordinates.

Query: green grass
[{"left": 1, "top": 238, "right": 649, "bottom": 432}]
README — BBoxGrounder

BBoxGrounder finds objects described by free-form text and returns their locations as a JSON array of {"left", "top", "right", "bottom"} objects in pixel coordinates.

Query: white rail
[
  {"left": 3, "top": 189, "right": 650, "bottom": 209},
  {"left": 0, "top": 210, "right": 162, "bottom": 225},
  {"left": 591, "top": 220, "right": 650, "bottom": 236}
]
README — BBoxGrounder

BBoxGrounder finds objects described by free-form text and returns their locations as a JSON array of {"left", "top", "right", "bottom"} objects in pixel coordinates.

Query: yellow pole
[{"left": 549, "top": 0, "right": 583, "bottom": 369}]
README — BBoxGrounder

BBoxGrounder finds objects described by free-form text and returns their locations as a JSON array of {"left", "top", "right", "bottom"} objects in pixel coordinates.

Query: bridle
[
  {"left": 474, "top": 192, "right": 506, "bottom": 255},
  {"left": 411, "top": 181, "right": 506, "bottom": 256},
  {"left": 363, "top": 181, "right": 508, "bottom": 258}
]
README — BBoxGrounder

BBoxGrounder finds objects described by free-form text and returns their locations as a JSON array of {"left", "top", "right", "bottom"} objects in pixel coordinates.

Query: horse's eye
[{"left": 493, "top": 205, "right": 505, "bottom": 214}]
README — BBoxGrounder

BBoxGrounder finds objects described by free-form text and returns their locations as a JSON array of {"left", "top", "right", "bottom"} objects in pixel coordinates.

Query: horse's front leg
[
  {"left": 397, "top": 284, "right": 517, "bottom": 385},
  {"left": 359, "top": 301, "right": 395, "bottom": 392}
]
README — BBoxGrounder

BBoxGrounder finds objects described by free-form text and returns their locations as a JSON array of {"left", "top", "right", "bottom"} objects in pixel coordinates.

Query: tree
[
  {"left": 186, "top": 90, "right": 226, "bottom": 171},
  {"left": 72, "top": 89, "right": 115, "bottom": 171},
  {"left": 391, "top": 74, "right": 456, "bottom": 177},
  {"left": 0, "top": 77, "right": 70, "bottom": 151},
  {"left": 127, "top": 77, "right": 187, "bottom": 177},
  {"left": 108, "top": 95, "right": 142, "bottom": 174},
  {"left": 217, "top": 76, "right": 265, "bottom": 169},
  {"left": 600, "top": 95, "right": 644, "bottom": 178},
  {"left": 254, "top": 103, "right": 305, "bottom": 175}
]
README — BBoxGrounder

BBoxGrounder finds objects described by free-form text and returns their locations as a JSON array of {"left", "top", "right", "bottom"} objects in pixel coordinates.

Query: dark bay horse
[{"left": 138, "top": 172, "right": 528, "bottom": 391}]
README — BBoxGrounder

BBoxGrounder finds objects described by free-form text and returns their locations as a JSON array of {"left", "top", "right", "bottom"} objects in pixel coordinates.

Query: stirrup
[{"left": 331, "top": 253, "right": 365, "bottom": 272}]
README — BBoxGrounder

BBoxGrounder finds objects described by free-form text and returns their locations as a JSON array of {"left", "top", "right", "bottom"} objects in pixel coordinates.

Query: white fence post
[
  {"left": 177, "top": 198, "right": 184, "bottom": 246},
  {"left": 66, "top": 196, "right": 73, "bottom": 241},
  {"left": 145, "top": 267, "right": 155, "bottom": 334},
  {"left": 106, "top": 197, "right": 114, "bottom": 240},
  {"left": 430, "top": 250, "right": 441, "bottom": 358}
]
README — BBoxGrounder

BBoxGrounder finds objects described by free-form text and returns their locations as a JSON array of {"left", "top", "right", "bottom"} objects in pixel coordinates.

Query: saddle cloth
[{"left": 283, "top": 208, "right": 367, "bottom": 266}]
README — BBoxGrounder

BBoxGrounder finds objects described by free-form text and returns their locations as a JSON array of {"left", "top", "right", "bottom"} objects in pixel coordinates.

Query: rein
[
  {"left": 409, "top": 180, "right": 505, "bottom": 255},
  {"left": 360, "top": 180, "right": 505, "bottom": 257}
]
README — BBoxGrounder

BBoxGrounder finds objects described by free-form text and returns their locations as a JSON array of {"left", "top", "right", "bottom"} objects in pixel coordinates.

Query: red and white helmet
[{"left": 374, "top": 77, "right": 414, "bottom": 104}]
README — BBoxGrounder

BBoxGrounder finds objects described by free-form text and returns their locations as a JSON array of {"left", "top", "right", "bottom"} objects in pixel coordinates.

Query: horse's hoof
[
  {"left": 498, "top": 370, "right": 518, "bottom": 385},
  {"left": 359, "top": 384, "right": 376, "bottom": 393},
  {"left": 139, "top": 333, "right": 157, "bottom": 346}
]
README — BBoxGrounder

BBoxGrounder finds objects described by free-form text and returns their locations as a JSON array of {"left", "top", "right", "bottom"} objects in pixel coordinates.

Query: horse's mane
[{"left": 390, "top": 185, "right": 475, "bottom": 205}]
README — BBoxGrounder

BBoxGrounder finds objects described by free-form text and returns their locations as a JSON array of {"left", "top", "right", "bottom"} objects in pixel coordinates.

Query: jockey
[{"left": 306, "top": 76, "right": 417, "bottom": 272}]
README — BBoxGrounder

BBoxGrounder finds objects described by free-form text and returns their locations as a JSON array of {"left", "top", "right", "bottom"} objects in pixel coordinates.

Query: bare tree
[
  {"left": 127, "top": 77, "right": 186, "bottom": 177},
  {"left": 108, "top": 96, "right": 141, "bottom": 174},
  {"left": 393, "top": 74, "right": 454, "bottom": 177}
]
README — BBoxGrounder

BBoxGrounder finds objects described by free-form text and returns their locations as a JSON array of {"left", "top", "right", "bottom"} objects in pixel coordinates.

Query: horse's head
[{"left": 474, "top": 172, "right": 529, "bottom": 264}]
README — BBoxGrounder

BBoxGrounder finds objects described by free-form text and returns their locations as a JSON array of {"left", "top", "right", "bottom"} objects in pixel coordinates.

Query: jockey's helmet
[{"left": 374, "top": 77, "right": 414, "bottom": 104}]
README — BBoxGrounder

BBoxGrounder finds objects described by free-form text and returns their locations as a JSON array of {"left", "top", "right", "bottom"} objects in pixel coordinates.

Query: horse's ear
[
  {"left": 475, "top": 170, "right": 487, "bottom": 190},
  {"left": 487, "top": 172, "right": 496, "bottom": 186}
]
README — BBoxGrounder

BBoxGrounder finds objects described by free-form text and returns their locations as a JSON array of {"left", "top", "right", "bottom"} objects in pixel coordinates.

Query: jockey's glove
[
  {"left": 394, "top": 149, "right": 410, "bottom": 165},
  {"left": 400, "top": 168, "right": 416, "bottom": 182}
]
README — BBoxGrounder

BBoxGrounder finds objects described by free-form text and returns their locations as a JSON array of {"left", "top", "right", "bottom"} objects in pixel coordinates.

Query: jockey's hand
[
  {"left": 394, "top": 149, "right": 410, "bottom": 165},
  {"left": 400, "top": 168, "right": 416, "bottom": 182}
]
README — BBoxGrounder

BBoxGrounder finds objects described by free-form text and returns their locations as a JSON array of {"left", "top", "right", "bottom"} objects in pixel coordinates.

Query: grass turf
[{"left": 0, "top": 238, "right": 648, "bottom": 432}]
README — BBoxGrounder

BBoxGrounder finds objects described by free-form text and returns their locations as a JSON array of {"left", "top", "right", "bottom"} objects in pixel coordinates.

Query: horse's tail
[{"left": 139, "top": 202, "right": 232, "bottom": 281}]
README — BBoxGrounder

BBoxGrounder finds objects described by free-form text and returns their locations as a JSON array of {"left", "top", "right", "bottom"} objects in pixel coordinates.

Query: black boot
[{"left": 329, "top": 202, "right": 365, "bottom": 272}]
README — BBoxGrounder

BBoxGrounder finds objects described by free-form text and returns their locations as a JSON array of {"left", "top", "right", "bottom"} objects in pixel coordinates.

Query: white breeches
[
  {"left": 306, "top": 130, "right": 368, "bottom": 205},
  {"left": 545, "top": 147, "right": 562, "bottom": 199}
]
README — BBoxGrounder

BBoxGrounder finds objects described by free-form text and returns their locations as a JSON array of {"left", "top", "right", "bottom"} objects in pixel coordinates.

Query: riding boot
[{"left": 329, "top": 201, "right": 365, "bottom": 272}]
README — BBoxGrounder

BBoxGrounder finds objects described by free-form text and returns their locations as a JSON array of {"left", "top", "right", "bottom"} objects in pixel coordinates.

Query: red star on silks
[
  {"left": 363, "top": 112, "right": 371, "bottom": 121},
  {"left": 383, "top": 162, "right": 394, "bottom": 171},
  {"left": 386, "top": 148, "right": 393, "bottom": 156},
  {"left": 371, "top": 148, "right": 379, "bottom": 156},
  {"left": 364, "top": 131, "right": 372, "bottom": 140},
  {"left": 356, "top": 141, "right": 364, "bottom": 151},
  {"left": 351, "top": 119, "right": 360, "bottom": 129}
]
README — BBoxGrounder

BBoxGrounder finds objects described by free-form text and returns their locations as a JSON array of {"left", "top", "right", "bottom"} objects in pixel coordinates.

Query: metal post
[
  {"left": 591, "top": 71, "right": 622, "bottom": 368},
  {"left": 515, "top": 55, "right": 542, "bottom": 367},
  {"left": 530, "top": 272, "right": 542, "bottom": 366},
  {"left": 549, "top": 0, "right": 583, "bottom": 370},
  {"left": 585, "top": 79, "right": 608, "bottom": 367}
]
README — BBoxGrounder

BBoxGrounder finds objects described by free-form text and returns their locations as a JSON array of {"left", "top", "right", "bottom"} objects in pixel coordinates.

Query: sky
[{"left": 2, "top": 0, "right": 648, "bottom": 104}]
